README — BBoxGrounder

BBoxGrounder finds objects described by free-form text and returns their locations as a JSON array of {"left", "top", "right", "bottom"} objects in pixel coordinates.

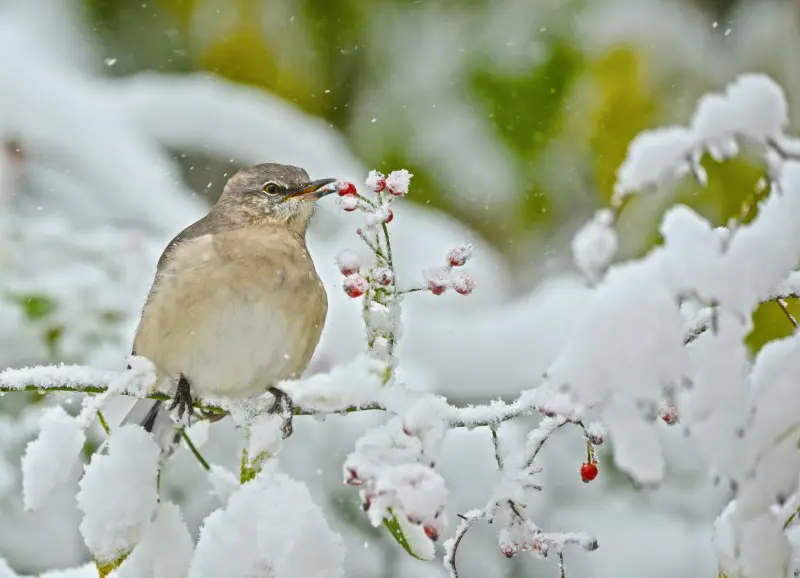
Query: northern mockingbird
[{"left": 127, "top": 163, "right": 337, "bottom": 439}]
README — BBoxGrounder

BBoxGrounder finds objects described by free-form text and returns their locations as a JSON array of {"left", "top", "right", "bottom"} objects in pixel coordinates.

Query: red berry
[
  {"left": 339, "top": 194, "right": 359, "bottom": 212},
  {"left": 452, "top": 273, "right": 475, "bottom": 296},
  {"left": 385, "top": 209, "right": 394, "bottom": 223},
  {"left": 423, "top": 525, "right": 439, "bottom": 541},
  {"left": 375, "top": 268, "right": 394, "bottom": 286},
  {"left": 428, "top": 281, "right": 447, "bottom": 295},
  {"left": 343, "top": 275, "right": 368, "bottom": 298},
  {"left": 529, "top": 539, "right": 548, "bottom": 555},
  {"left": 337, "top": 181, "right": 357, "bottom": 197},
  {"left": 336, "top": 250, "right": 361, "bottom": 277},
  {"left": 662, "top": 407, "right": 679, "bottom": 425},
  {"left": 580, "top": 461, "right": 598, "bottom": 483},
  {"left": 447, "top": 244, "right": 473, "bottom": 267},
  {"left": 345, "top": 467, "right": 362, "bottom": 486},
  {"left": 365, "top": 171, "right": 386, "bottom": 193},
  {"left": 500, "top": 546, "right": 516, "bottom": 558}
]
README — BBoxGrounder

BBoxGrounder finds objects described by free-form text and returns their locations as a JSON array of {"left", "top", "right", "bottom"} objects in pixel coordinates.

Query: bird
[{"left": 124, "top": 162, "right": 338, "bottom": 442}]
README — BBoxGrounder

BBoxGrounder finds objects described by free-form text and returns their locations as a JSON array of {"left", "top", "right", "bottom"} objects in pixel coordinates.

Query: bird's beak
[{"left": 282, "top": 178, "right": 338, "bottom": 202}]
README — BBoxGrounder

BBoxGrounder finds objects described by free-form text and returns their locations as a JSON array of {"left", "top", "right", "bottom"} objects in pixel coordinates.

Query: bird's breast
[{"left": 133, "top": 230, "right": 328, "bottom": 398}]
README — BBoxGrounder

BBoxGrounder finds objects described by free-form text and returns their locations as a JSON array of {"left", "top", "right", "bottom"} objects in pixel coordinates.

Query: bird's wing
[
  {"left": 131, "top": 214, "right": 216, "bottom": 357},
  {"left": 154, "top": 214, "right": 216, "bottom": 274}
]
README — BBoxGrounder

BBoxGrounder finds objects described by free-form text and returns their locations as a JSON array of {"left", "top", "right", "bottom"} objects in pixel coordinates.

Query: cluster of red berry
[
  {"left": 345, "top": 458, "right": 443, "bottom": 541},
  {"left": 425, "top": 244, "right": 476, "bottom": 296},
  {"left": 335, "top": 181, "right": 360, "bottom": 213},
  {"left": 335, "top": 174, "right": 406, "bottom": 218}
]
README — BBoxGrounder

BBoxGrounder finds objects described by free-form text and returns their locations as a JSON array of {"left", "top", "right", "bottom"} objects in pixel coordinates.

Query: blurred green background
[{"left": 83, "top": 0, "right": 800, "bottom": 350}]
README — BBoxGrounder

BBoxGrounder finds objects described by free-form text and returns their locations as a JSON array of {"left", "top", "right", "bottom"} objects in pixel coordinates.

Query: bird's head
[{"left": 216, "top": 163, "right": 337, "bottom": 234}]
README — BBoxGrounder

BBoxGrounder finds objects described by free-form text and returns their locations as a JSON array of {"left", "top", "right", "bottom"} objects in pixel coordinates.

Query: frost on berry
[
  {"left": 529, "top": 385, "right": 585, "bottom": 424},
  {"left": 423, "top": 524, "right": 440, "bottom": 541},
  {"left": 447, "top": 243, "right": 473, "bottom": 267},
  {"left": 365, "top": 170, "right": 386, "bottom": 193},
  {"left": 374, "top": 268, "right": 394, "bottom": 286},
  {"left": 580, "top": 461, "right": 599, "bottom": 483},
  {"left": 424, "top": 267, "right": 449, "bottom": 295},
  {"left": 500, "top": 544, "right": 517, "bottom": 558},
  {"left": 338, "top": 194, "right": 359, "bottom": 212},
  {"left": 366, "top": 206, "right": 392, "bottom": 229},
  {"left": 337, "top": 180, "right": 358, "bottom": 197},
  {"left": 386, "top": 169, "right": 413, "bottom": 196},
  {"left": 335, "top": 249, "right": 361, "bottom": 276},
  {"left": 343, "top": 416, "right": 449, "bottom": 555},
  {"left": 498, "top": 520, "right": 548, "bottom": 560},
  {"left": 452, "top": 272, "right": 475, "bottom": 296},
  {"left": 343, "top": 275, "right": 368, "bottom": 298},
  {"left": 584, "top": 422, "right": 606, "bottom": 445},
  {"left": 662, "top": 405, "right": 679, "bottom": 425}
]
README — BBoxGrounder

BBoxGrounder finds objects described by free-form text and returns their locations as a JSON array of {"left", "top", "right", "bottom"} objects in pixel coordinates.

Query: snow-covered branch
[{"left": 8, "top": 72, "right": 800, "bottom": 578}]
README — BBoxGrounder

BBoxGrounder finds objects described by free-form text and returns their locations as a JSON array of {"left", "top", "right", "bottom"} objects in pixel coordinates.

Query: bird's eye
[{"left": 263, "top": 182, "right": 281, "bottom": 196}]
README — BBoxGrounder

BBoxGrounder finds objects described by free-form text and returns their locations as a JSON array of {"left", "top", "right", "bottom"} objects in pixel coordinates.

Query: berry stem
[
  {"left": 356, "top": 193, "right": 377, "bottom": 209},
  {"left": 357, "top": 229, "right": 384, "bottom": 258},
  {"left": 381, "top": 222, "right": 394, "bottom": 269},
  {"left": 397, "top": 286, "right": 426, "bottom": 295}
]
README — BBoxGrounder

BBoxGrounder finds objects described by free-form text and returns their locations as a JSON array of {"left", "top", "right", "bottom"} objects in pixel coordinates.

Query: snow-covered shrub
[{"left": 2, "top": 19, "right": 800, "bottom": 573}]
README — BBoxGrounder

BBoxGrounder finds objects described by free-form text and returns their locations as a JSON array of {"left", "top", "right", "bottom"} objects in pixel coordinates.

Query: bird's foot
[
  {"left": 267, "top": 386, "right": 294, "bottom": 439},
  {"left": 168, "top": 374, "right": 195, "bottom": 426}
]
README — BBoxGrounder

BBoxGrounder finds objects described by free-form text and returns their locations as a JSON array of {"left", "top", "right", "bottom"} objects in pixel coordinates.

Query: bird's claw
[
  {"left": 267, "top": 386, "right": 294, "bottom": 439},
  {"left": 168, "top": 374, "right": 195, "bottom": 426}
]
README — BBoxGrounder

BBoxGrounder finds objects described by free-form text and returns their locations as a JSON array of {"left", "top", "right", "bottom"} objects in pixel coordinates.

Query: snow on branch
[{"left": 8, "top": 73, "right": 800, "bottom": 578}]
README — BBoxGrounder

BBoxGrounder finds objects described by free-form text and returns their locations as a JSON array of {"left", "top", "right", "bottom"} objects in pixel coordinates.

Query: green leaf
[
  {"left": 240, "top": 448, "right": 258, "bottom": 484},
  {"left": 11, "top": 293, "right": 57, "bottom": 321},
  {"left": 382, "top": 508, "right": 435, "bottom": 561}
]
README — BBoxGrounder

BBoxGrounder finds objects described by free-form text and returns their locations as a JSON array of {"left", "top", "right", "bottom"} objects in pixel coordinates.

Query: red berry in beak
[{"left": 338, "top": 181, "right": 358, "bottom": 196}]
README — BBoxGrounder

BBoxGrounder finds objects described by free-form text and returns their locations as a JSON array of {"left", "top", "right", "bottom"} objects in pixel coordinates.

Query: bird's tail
[{"left": 119, "top": 399, "right": 181, "bottom": 453}]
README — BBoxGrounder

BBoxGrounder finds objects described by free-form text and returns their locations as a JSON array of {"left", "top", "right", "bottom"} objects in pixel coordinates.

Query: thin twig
[
  {"left": 381, "top": 222, "right": 393, "bottom": 268},
  {"left": 356, "top": 193, "right": 377, "bottom": 209},
  {"left": 775, "top": 298, "right": 798, "bottom": 327},
  {"left": 490, "top": 427, "right": 504, "bottom": 470},
  {"left": 767, "top": 137, "right": 800, "bottom": 162},
  {"left": 524, "top": 419, "right": 569, "bottom": 470},
  {"left": 443, "top": 511, "right": 485, "bottom": 578},
  {"left": 357, "top": 229, "right": 384, "bottom": 258},
  {"left": 179, "top": 428, "right": 210, "bottom": 471},
  {"left": 558, "top": 552, "right": 566, "bottom": 578},
  {"left": 398, "top": 287, "right": 426, "bottom": 295},
  {"left": 784, "top": 507, "right": 800, "bottom": 530},
  {"left": 97, "top": 410, "right": 111, "bottom": 436}
]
